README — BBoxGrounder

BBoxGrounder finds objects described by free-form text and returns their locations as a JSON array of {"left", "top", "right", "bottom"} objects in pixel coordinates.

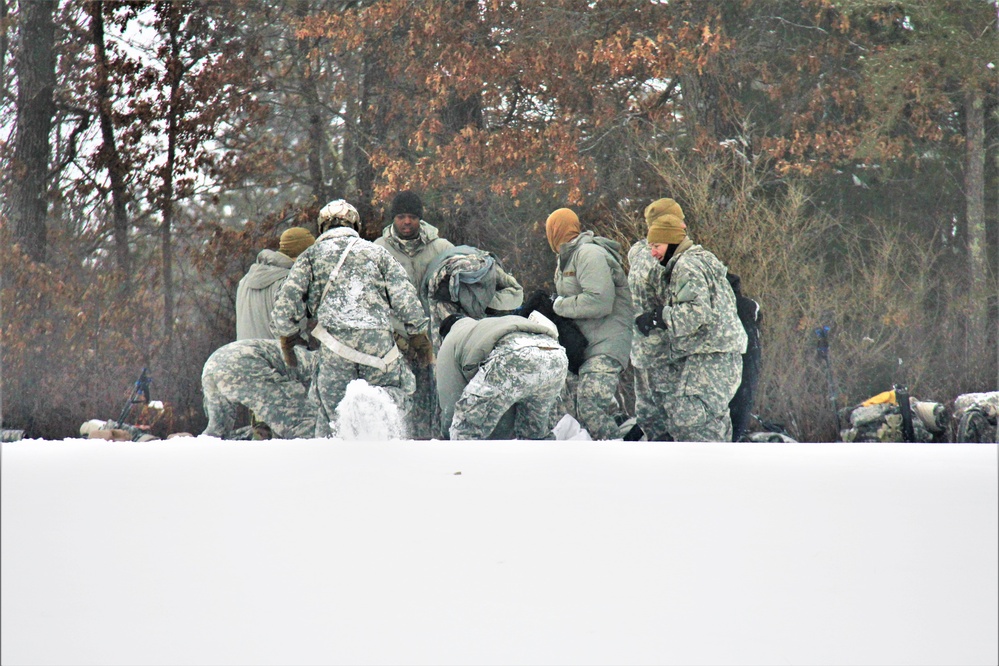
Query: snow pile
[{"left": 332, "top": 378, "right": 407, "bottom": 440}]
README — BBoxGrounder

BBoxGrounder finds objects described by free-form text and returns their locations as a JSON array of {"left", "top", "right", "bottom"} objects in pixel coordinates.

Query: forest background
[{"left": 1, "top": 0, "right": 996, "bottom": 442}]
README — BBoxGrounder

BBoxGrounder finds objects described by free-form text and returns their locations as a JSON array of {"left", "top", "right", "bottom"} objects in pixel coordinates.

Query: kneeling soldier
[
  {"left": 436, "top": 313, "right": 568, "bottom": 440},
  {"left": 201, "top": 338, "right": 317, "bottom": 440}
]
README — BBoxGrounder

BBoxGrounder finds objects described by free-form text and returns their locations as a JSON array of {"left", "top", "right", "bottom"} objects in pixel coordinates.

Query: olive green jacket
[{"left": 552, "top": 232, "right": 634, "bottom": 368}]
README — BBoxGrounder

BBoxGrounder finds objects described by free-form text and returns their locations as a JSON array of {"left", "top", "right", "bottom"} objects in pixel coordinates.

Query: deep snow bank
[{"left": 2, "top": 438, "right": 997, "bottom": 666}]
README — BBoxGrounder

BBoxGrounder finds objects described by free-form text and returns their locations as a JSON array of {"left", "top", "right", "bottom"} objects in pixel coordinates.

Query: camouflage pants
[
  {"left": 633, "top": 367, "right": 669, "bottom": 441},
  {"left": 562, "top": 354, "right": 626, "bottom": 441},
  {"left": 406, "top": 362, "right": 439, "bottom": 440},
  {"left": 649, "top": 352, "right": 742, "bottom": 442},
  {"left": 450, "top": 345, "right": 568, "bottom": 440},
  {"left": 312, "top": 345, "right": 416, "bottom": 438},
  {"left": 202, "top": 358, "right": 315, "bottom": 440}
]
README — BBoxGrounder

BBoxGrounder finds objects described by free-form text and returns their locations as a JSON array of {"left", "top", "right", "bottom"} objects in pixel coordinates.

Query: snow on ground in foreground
[{"left": 2, "top": 438, "right": 997, "bottom": 666}]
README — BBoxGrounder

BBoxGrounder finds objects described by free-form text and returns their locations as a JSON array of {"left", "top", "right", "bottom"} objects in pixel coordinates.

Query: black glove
[
  {"left": 635, "top": 306, "right": 666, "bottom": 336},
  {"left": 279, "top": 332, "right": 305, "bottom": 367}
]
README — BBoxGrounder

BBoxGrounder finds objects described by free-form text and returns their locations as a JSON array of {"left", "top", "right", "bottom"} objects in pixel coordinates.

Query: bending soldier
[
  {"left": 436, "top": 313, "right": 568, "bottom": 440},
  {"left": 201, "top": 339, "right": 317, "bottom": 440}
]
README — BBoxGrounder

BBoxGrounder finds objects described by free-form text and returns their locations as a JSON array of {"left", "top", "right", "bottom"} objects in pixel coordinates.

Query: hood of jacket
[
  {"left": 241, "top": 249, "right": 294, "bottom": 289},
  {"left": 379, "top": 220, "right": 442, "bottom": 257},
  {"left": 558, "top": 231, "right": 625, "bottom": 270}
]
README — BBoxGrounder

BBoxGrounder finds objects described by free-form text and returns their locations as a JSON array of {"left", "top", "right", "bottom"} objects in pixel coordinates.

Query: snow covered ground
[{"left": 2, "top": 436, "right": 997, "bottom": 666}]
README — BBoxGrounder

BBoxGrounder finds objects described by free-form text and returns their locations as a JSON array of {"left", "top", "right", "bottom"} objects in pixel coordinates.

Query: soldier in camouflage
[
  {"left": 201, "top": 338, "right": 317, "bottom": 439},
  {"left": 423, "top": 245, "right": 524, "bottom": 352},
  {"left": 627, "top": 237, "right": 669, "bottom": 441},
  {"left": 436, "top": 313, "right": 568, "bottom": 440},
  {"left": 634, "top": 198, "right": 747, "bottom": 441},
  {"left": 373, "top": 191, "right": 454, "bottom": 439},
  {"left": 545, "top": 208, "right": 635, "bottom": 440},
  {"left": 270, "top": 199, "right": 431, "bottom": 438}
]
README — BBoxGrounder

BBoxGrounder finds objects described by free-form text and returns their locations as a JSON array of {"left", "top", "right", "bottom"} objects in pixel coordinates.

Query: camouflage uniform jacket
[
  {"left": 627, "top": 239, "right": 667, "bottom": 370},
  {"left": 656, "top": 243, "right": 747, "bottom": 363},
  {"left": 235, "top": 249, "right": 294, "bottom": 340},
  {"left": 436, "top": 315, "right": 561, "bottom": 432},
  {"left": 374, "top": 220, "right": 455, "bottom": 312},
  {"left": 552, "top": 231, "right": 634, "bottom": 368},
  {"left": 271, "top": 227, "right": 428, "bottom": 351}
]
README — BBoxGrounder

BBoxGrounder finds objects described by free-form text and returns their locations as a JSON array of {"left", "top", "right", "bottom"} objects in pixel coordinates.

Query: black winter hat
[{"left": 389, "top": 190, "right": 423, "bottom": 220}]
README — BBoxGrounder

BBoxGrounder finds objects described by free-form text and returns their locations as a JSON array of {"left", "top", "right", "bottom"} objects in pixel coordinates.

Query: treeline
[{"left": 1, "top": 0, "right": 996, "bottom": 440}]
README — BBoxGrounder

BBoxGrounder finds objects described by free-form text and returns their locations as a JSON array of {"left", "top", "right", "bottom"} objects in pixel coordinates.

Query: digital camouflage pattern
[
  {"left": 648, "top": 351, "right": 742, "bottom": 442},
  {"left": 201, "top": 339, "right": 317, "bottom": 439},
  {"left": 374, "top": 219, "right": 455, "bottom": 314},
  {"left": 654, "top": 244, "right": 747, "bottom": 363},
  {"left": 423, "top": 247, "right": 525, "bottom": 351},
  {"left": 627, "top": 239, "right": 667, "bottom": 370},
  {"left": 375, "top": 222, "right": 455, "bottom": 440},
  {"left": 628, "top": 240, "right": 668, "bottom": 441},
  {"left": 448, "top": 333, "right": 568, "bottom": 440},
  {"left": 562, "top": 354, "right": 627, "bottom": 441},
  {"left": 271, "top": 227, "right": 428, "bottom": 437},
  {"left": 310, "top": 344, "right": 416, "bottom": 437},
  {"left": 639, "top": 243, "right": 747, "bottom": 441}
]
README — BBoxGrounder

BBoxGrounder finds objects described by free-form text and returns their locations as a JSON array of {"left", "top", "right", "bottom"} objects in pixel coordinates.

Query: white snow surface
[{"left": 2, "top": 436, "right": 997, "bottom": 666}]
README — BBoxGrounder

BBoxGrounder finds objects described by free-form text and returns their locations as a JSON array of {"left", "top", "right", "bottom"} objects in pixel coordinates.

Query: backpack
[
  {"left": 516, "top": 290, "right": 589, "bottom": 375},
  {"left": 726, "top": 273, "right": 762, "bottom": 442}
]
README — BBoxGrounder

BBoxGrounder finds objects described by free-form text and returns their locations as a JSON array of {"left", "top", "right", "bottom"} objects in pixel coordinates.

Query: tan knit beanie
[
  {"left": 645, "top": 198, "right": 687, "bottom": 245},
  {"left": 279, "top": 227, "right": 315, "bottom": 259},
  {"left": 545, "top": 208, "right": 581, "bottom": 253}
]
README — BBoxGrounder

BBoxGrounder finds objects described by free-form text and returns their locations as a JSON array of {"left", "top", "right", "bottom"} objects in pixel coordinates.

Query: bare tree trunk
[
  {"left": 7, "top": 0, "right": 56, "bottom": 263},
  {"left": 1, "top": 0, "right": 9, "bottom": 104},
  {"left": 161, "top": 6, "right": 182, "bottom": 351},
  {"left": 295, "top": 1, "right": 337, "bottom": 206},
  {"left": 89, "top": 0, "right": 132, "bottom": 277},
  {"left": 965, "top": 90, "right": 988, "bottom": 364}
]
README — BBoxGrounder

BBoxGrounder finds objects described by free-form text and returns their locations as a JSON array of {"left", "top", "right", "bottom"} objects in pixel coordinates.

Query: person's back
[
  {"left": 235, "top": 227, "right": 314, "bottom": 340},
  {"left": 270, "top": 200, "right": 429, "bottom": 437}
]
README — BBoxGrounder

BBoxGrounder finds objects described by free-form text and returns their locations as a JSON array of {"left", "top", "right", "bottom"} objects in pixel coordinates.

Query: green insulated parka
[{"left": 552, "top": 232, "right": 634, "bottom": 368}]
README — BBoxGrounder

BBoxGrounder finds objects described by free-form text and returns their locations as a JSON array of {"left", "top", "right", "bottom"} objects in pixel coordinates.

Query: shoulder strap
[{"left": 321, "top": 236, "right": 360, "bottom": 301}]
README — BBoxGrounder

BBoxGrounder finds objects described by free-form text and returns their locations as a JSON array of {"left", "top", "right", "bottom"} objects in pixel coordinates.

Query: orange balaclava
[{"left": 545, "top": 208, "right": 581, "bottom": 254}]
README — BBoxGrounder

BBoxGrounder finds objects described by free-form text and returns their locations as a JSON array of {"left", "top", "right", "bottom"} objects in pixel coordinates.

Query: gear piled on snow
[
  {"left": 952, "top": 391, "right": 999, "bottom": 443},
  {"left": 839, "top": 389, "right": 948, "bottom": 442}
]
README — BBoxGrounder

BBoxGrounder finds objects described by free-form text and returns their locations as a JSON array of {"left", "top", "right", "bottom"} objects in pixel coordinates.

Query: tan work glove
[
  {"left": 279, "top": 332, "right": 305, "bottom": 368},
  {"left": 408, "top": 333, "right": 435, "bottom": 368}
]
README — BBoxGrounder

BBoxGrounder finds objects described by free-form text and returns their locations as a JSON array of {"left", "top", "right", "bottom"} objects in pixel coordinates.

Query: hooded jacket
[
  {"left": 552, "top": 231, "right": 634, "bottom": 368},
  {"left": 235, "top": 249, "right": 294, "bottom": 340},
  {"left": 657, "top": 244, "right": 748, "bottom": 362},
  {"left": 374, "top": 220, "right": 455, "bottom": 311}
]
